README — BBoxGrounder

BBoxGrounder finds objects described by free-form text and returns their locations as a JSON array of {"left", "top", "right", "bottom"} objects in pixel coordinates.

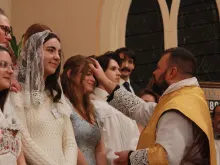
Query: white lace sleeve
[
  {"left": 108, "top": 87, "right": 156, "bottom": 127},
  {"left": 130, "top": 149, "right": 149, "bottom": 165}
]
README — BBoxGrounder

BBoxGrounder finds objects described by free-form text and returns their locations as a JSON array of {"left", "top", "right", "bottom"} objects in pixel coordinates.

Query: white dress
[
  {"left": 9, "top": 91, "right": 77, "bottom": 165},
  {"left": 0, "top": 104, "right": 21, "bottom": 165}
]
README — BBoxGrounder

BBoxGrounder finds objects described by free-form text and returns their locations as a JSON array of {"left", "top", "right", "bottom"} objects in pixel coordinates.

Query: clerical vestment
[{"left": 137, "top": 86, "right": 216, "bottom": 165}]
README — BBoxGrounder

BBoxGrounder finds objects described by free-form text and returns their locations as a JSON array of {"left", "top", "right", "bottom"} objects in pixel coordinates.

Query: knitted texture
[{"left": 10, "top": 91, "right": 77, "bottom": 165}]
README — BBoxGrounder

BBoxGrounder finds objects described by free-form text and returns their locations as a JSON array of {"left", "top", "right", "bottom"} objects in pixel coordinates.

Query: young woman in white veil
[{"left": 9, "top": 24, "right": 77, "bottom": 165}]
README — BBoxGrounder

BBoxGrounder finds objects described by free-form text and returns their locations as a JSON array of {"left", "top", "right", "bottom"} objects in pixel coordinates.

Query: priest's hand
[
  {"left": 88, "top": 58, "right": 108, "bottom": 83},
  {"left": 88, "top": 58, "right": 117, "bottom": 94},
  {"left": 114, "top": 151, "right": 129, "bottom": 165}
]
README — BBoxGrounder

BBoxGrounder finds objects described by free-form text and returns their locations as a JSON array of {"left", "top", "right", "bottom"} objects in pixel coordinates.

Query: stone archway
[{"left": 97, "top": 0, "right": 131, "bottom": 54}]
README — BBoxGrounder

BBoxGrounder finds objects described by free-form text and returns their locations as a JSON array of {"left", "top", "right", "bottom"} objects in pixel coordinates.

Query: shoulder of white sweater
[
  {"left": 57, "top": 96, "right": 74, "bottom": 117},
  {"left": 8, "top": 91, "right": 24, "bottom": 108}
]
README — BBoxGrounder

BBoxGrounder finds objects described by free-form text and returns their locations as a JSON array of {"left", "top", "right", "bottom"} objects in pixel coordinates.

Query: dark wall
[
  {"left": 126, "top": 0, "right": 220, "bottom": 88},
  {"left": 126, "top": 0, "right": 164, "bottom": 88},
  {"left": 178, "top": 0, "right": 220, "bottom": 82}
]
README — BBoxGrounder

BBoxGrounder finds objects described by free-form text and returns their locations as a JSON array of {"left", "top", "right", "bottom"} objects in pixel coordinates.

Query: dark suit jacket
[{"left": 130, "top": 80, "right": 142, "bottom": 95}]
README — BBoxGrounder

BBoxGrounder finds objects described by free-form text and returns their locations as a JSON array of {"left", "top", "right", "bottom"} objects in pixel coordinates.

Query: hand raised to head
[
  {"left": 88, "top": 58, "right": 118, "bottom": 94},
  {"left": 88, "top": 58, "right": 107, "bottom": 83}
]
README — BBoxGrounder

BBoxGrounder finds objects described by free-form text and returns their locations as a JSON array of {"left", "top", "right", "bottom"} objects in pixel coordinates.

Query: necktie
[{"left": 123, "top": 82, "right": 132, "bottom": 92}]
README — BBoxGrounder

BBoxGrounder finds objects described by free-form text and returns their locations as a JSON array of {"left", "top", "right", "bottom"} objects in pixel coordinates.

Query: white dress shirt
[
  {"left": 92, "top": 87, "right": 140, "bottom": 165},
  {"left": 94, "top": 87, "right": 109, "bottom": 100}
]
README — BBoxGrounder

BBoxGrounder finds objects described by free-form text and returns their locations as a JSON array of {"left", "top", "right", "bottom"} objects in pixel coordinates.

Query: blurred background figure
[
  {"left": 138, "top": 88, "right": 159, "bottom": 103},
  {"left": 0, "top": 8, "right": 11, "bottom": 48},
  {"left": 213, "top": 105, "right": 220, "bottom": 139},
  {"left": 213, "top": 105, "right": 220, "bottom": 164},
  {"left": 0, "top": 8, "right": 16, "bottom": 64}
]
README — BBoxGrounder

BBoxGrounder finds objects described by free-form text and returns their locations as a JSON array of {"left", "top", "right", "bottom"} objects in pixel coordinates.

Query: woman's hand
[
  {"left": 11, "top": 78, "right": 22, "bottom": 92},
  {"left": 77, "top": 148, "right": 89, "bottom": 165},
  {"left": 95, "top": 136, "right": 107, "bottom": 165},
  {"left": 17, "top": 151, "right": 27, "bottom": 165}
]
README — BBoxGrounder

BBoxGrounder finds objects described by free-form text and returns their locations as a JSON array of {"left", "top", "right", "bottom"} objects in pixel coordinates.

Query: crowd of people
[{"left": 0, "top": 7, "right": 219, "bottom": 165}]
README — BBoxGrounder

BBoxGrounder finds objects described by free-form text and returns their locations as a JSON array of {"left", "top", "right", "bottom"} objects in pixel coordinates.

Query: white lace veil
[{"left": 17, "top": 30, "right": 51, "bottom": 107}]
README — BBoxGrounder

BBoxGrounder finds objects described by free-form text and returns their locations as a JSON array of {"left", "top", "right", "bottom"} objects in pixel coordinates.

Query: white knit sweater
[{"left": 9, "top": 91, "right": 77, "bottom": 165}]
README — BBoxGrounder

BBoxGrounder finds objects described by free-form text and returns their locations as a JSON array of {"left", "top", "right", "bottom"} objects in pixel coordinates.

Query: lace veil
[{"left": 17, "top": 30, "right": 51, "bottom": 108}]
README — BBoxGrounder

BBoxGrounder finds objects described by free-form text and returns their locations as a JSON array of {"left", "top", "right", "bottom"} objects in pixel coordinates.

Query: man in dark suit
[{"left": 115, "top": 47, "right": 141, "bottom": 94}]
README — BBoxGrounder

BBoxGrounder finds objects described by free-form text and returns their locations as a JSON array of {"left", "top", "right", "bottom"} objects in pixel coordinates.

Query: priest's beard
[{"left": 152, "top": 71, "right": 169, "bottom": 96}]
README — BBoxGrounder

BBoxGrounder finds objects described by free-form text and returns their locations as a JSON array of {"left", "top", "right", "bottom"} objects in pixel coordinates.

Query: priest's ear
[{"left": 166, "top": 66, "right": 178, "bottom": 80}]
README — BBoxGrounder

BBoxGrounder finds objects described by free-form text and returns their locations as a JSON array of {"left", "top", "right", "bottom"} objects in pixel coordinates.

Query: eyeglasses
[
  {"left": 0, "top": 25, "right": 11, "bottom": 36},
  {"left": 0, "top": 61, "right": 14, "bottom": 71}
]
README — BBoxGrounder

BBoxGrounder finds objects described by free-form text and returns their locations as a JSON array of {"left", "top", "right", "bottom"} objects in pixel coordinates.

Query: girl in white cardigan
[{"left": 9, "top": 24, "right": 77, "bottom": 165}]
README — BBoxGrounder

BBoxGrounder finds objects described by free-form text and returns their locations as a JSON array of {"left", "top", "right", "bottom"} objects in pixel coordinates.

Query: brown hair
[
  {"left": 21, "top": 24, "right": 62, "bottom": 102},
  {"left": 61, "top": 55, "right": 95, "bottom": 123},
  {"left": 23, "top": 23, "right": 52, "bottom": 44},
  {"left": 0, "top": 8, "right": 7, "bottom": 17},
  {"left": 138, "top": 88, "right": 159, "bottom": 103},
  {"left": 0, "top": 45, "right": 12, "bottom": 112},
  {"left": 44, "top": 33, "right": 62, "bottom": 102},
  {"left": 162, "top": 47, "right": 197, "bottom": 77}
]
